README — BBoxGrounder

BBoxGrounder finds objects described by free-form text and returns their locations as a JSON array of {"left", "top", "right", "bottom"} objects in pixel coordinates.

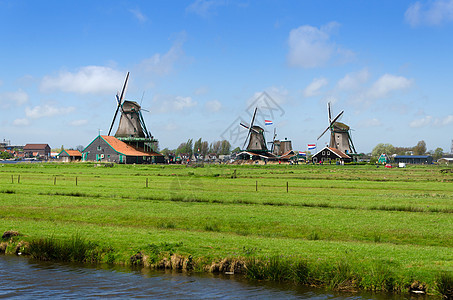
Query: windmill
[
  {"left": 268, "top": 128, "right": 278, "bottom": 155},
  {"left": 107, "top": 72, "right": 158, "bottom": 153},
  {"left": 317, "top": 102, "right": 356, "bottom": 155},
  {"left": 240, "top": 107, "right": 268, "bottom": 152}
]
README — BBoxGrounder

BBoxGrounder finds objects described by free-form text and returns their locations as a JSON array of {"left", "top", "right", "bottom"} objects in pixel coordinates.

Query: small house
[
  {"left": 23, "top": 144, "right": 50, "bottom": 158},
  {"left": 82, "top": 135, "right": 164, "bottom": 164},
  {"left": 58, "top": 149, "right": 82, "bottom": 162},
  {"left": 311, "top": 146, "right": 352, "bottom": 164}
]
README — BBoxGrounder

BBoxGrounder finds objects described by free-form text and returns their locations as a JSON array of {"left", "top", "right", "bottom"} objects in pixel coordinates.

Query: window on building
[{"left": 97, "top": 146, "right": 101, "bottom": 151}]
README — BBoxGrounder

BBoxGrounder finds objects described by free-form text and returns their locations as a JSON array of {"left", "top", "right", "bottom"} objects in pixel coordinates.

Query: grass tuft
[{"left": 435, "top": 271, "right": 453, "bottom": 299}]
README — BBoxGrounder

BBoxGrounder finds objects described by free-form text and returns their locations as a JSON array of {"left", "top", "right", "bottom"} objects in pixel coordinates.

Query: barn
[
  {"left": 58, "top": 149, "right": 82, "bottom": 162},
  {"left": 82, "top": 135, "right": 164, "bottom": 164},
  {"left": 311, "top": 146, "right": 352, "bottom": 164}
]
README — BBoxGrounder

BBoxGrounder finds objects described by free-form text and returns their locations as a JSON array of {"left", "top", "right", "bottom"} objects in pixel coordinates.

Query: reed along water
[{"left": 0, "top": 255, "right": 431, "bottom": 299}]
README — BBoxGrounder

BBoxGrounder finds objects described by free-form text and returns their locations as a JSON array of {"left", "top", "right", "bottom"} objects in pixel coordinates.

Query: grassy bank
[{"left": 0, "top": 162, "right": 452, "bottom": 297}]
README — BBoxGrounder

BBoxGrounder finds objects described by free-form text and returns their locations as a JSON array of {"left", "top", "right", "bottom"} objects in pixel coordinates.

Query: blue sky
[{"left": 1, "top": 0, "right": 453, "bottom": 153}]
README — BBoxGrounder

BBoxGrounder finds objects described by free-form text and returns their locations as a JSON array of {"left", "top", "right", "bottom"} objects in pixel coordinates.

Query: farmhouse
[
  {"left": 58, "top": 149, "right": 82, "bottom": 162},
  {"left": 311, "top": 146, "right": 352, "bottom": 164},
  {"left": 23, "top": 144, "right": 50, "bottom": 158},
  {"left": 394, "top": 155, "right": 433, "bottom": 165},
  {"left": 82, "top": 135, "right": 164, "bottom": 164}
]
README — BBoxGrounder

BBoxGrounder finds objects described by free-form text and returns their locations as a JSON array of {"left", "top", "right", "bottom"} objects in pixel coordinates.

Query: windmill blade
[
  {"left": 317, "top": 126, "right": 330, "bottom": 140},
  {"left": 118, "top": 72, "right": 130, "bottom": 104},
  {"left": 240, "top": 122, "right": 249, "bottom": 130},
  {"left": 107, "top": 72, "right": 130, "bottom": 136},
  {"left": 108, "top": 94, "right": 122, "bottom": 136},
  {"left": 249, "top": 107, "right": 257, "bottom": 128},
  {"left": 243, "top": 129, "right": 252, "bottom": 149},
  {"left": 329, "top": 110, "right": 344, "bottom": 126},
  {"left": 328, "top": 102, "right": 332, "bottom": 123}
]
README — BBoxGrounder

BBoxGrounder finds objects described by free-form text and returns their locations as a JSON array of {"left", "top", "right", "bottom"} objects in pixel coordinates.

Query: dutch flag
[
  {"left": 308, "top": 144, "right": 316, "bottom": 151},
  {"left": 264, "top": 120, "right": 273, "bottom": 125},
  {"left": 299, "top": 151, "right": 306, "bottom": 156}
]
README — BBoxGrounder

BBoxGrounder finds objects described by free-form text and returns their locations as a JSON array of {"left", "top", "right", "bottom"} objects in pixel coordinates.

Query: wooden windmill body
[
  {"left": 240, "top": 108, "right": 268, "bottom": 153},
  {"left": 318, "top": 103, "right": 356, "bottom": 155},
  {"left": 108, "top": 72, "right": 159, "bottom": 154}
]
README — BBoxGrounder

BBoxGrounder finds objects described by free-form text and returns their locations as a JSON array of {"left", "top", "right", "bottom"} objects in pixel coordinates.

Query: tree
[
  {"left": 371, "top": 143, "right": 395, "bottom": 158},
  {"left": 0, "top": 151, "right": 12, "bottom": 159},
  {"left": 193, "top": 138, "right": 202, "bottom": 154},
  {"left": 210, "top": 141, "right": 222, "bottom": 154},
  {"left": 231, "top": 147, "right": 241, "bottom": 153},
  {"left": 200, "top": 141, "right": 209, "bottom": 156},
  {"left": 433, "top": 147, "right": 444, "bottom": 160},
  {"left": 413, "top": 140, "right": 427, "bottom": 155},
  {"left": 220, "top": 140, "right": 231, "bottom": 155},
  {"left": 76, "top": 145, "right": 84, "bottom": 152}
]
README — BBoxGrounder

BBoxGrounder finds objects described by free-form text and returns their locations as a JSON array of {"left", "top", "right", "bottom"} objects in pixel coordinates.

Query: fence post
[
  {"left": 146, "top": 178, "right": 148, "bottom": 188},
  {"left": 18, "top": 175, "right": 20, "bottom": 184},
  {"left": 256, "top": 180, "right": 258, "bottom": 192},
  {"left": 11, "top": 175, "right": 13, "bottom": 184},
  {"left": 54, "top": 177, "right": 56, "bottom": 185},
  {"left": 287, "top": 181, "right": 288, "bottom": 193},
  {"left": 76, "top": 176, "right": 78, "bottom": 186}
]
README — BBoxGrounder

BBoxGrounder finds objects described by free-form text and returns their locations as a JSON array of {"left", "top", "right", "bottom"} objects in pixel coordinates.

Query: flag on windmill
[
  {"left": 264, "top": 120, "right": 273, "bottom": 125},
  {"left": 298, "top": 151, "right": 306, "bottom": 156},
  {"left": 308, "top": 144, "right": 316, "bottom": 151}
]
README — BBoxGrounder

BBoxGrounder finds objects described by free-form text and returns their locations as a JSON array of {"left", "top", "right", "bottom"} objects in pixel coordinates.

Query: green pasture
[{"left": 0, "top": 162, "right": 452, "bottom": 294}]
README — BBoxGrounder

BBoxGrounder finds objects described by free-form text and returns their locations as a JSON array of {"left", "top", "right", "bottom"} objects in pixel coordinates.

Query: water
[{"left": 0, "top": 255, "right": 427, "bottom": 299}]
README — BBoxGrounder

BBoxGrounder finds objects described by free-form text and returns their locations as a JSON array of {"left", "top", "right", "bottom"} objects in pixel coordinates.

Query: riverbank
[{"left": 0, "top": 163, "right": 452, "bottom": 297}]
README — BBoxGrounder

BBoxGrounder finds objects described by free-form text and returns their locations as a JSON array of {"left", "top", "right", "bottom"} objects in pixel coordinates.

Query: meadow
[{"left": 0, "top": 162, "right": 452, "bottom": 296}]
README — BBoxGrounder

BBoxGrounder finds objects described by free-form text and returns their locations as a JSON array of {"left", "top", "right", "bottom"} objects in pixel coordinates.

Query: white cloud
[
  {"left": 186, "top": 0, "right": 226, "bottom": 17},
  {"left": 440, "top": 115, "right": 453, "bottom": 125},
  {"left": 405, "top": 0, "right": 453, "bottom": 27},
  {"left": 25, "top": 104, "right": 75, "bottom": 119},
  {"left": 358, "top": 118, "right": 382, "bottom": 128},
  {"left": 303, "top": 77, "right": 328, "bottom": 97},
  {"left": 129, "top": 8, "right": 147, "bottom": 23},
  {"left": 0, "top": 89, "right": 29, "bottom": 108},
  {"left": 69, "top": 119, "right": 88, "bottom": 126},
  {"left": 409, "top": 114, "right": 453, "bottom": 128},
  {"left": 154, "top": 95, "right": 198, "bottom": 113},
  {"left": 194, "top": 86, "right": 209, "bottom": 95},
  {"left": 336, "top": 69, "right": 370, "bottom": 91},
  {"left": 174, "top": 96, "right": 197, "bottom": 110},
  {"left": 41, "top": 66, "right": 125, "bottom": 94},
  {"left": 410, "top": 115, "right": 432, "bottom": 128},
  {"left": 287, "top": 22, "right": 354, "bottom": 68},
  {"left": 205, "top": 99, "right": 222, "bottom": 112},
  {"left": 139, "top": 32, "right": 186, "bottom": 76},
  {"left": 367, "top": 74, "right": 412, "bottom": 99},
  {"left": 12, "top": 118, "right": 30, "bottom": 126}
]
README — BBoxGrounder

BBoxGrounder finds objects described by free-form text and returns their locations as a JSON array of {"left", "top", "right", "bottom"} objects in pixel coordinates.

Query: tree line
[
  {"left": 160, "top": 138, "right": 241, "bottom": 157},
  {"left": 371, "top": 140, "right": 445, "bottom": 160}
]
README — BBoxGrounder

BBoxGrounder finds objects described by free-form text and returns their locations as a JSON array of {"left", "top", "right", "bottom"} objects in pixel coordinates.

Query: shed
[
  {"left": 394, "top": 155, "right": 433, "bottom": 165},
  {"left": 58, "top": 149, "right": 82, "bottom": 162},
  {"left": 311, "top": 146, "right": 352, "bottom": 164},
  {"left": 378, "top": 153, "right": 389, "bottom": 164}
]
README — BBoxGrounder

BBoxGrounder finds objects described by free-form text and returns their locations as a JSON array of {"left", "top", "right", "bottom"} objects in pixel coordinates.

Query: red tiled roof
[
  {"left": 101, "top": 136, "right": 154, "bottom": 156},
  {"left": 328, "top": 147, "right": 351, "bottom": 159},
  {"left": 24, "top": 144, "right": 49, "bottom": 150},
  {"left": 65, "top": 150, "right": 82, "bottom": 157}
]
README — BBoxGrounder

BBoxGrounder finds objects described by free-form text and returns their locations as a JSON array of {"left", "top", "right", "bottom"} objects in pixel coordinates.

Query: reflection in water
[{"left": 0, "top": 255, "right": 427, "bottom": 299}]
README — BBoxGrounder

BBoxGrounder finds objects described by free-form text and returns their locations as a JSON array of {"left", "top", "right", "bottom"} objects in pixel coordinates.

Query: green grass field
[{"left": 0, "top": 162, "right": 452, "bottom": 295}]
